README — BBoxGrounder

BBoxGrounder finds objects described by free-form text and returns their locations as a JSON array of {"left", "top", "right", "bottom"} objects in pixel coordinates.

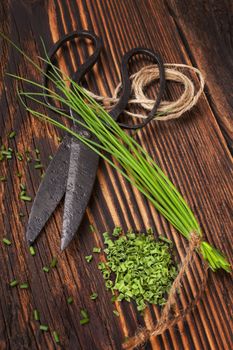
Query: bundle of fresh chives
[{"left": 1, "top": 33, "right": 230, "bottom": 272}]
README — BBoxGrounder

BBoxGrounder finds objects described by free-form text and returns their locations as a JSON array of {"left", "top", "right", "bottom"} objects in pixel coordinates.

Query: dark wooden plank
[
  {"left": 165, "top": 0, "right": 233, "bottom": 153},
  {"left": 0, "top": 1, "right": 232, "bottom": 349}
]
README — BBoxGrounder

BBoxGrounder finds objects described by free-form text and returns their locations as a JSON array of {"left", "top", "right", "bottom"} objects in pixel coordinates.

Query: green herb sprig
[{"left": 1, "top": 33, "right": 230, "bottom": 272}]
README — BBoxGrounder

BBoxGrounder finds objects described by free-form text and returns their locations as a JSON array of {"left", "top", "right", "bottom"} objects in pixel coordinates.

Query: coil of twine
[
  {"left": 85, "top": 63, "right": 205, "bottom": 122},
  {"left": 85, "top": 64, "right": 207, "bottom": 348}
]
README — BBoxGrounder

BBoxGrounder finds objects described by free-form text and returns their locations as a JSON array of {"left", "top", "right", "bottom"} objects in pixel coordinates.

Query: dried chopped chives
[
  {"left": 8, "top": 131, "right": 16, "bottom": 139},
  {"left": 92, "top": 247, "right": 101, "bottom": 253},
  {"left": 50, "top": 257, "right": 58, "bottom": 268},
  {"left": 10, "top": 280, "right": 18, "bottom": 287},
  {"left": 85, "top": 255, "right": 93, "bottom": 263},
  {"left": 0, "top": 176, "right": 6, "bottom": 182},
  {"left": 67, "top": 297, "right": 73, "bottom": 304},
  {"left": 3, "top": 238, "right": 11, "bottom": 246},
  {"left": 89, "top": 224, "right": 95, "bottom": 232},
  {"left": 20, "top": 195, "right": 32, "bottom": 202},
  {"left": 20, "top": 183, "right": 26, "bottom": 190},
  {"left": 34, "top": 163, "right": 43, "bottom": 169},
  {"left": 80, "top": 318, "right": 89, "bottom": 325},
  {"left": 158, "top": 235, "right": 173, "bottom": 244},
  {"left": 53, "top": 331, "right": 60, "bottom": 343},
  {"left": 90, "top": 293, "right": 98, "bottom": 300},
  {"left": 16, "top": 152, "right": 23, "bottom": 161},
  {"left": 113, "top": 310, "right": 120, "bottom": 317},
  {"left": 17, "top": 172, "right": 22, "bottom": 178},
  {"left": 19, "top": 212, "right": 25, "bottom": 218},
  {"left": 80, "top": 309, "right": 89, "bottom": 325},
  {"left": 42, "top": 266, "right": 50, "bottom": 273},
  {"left": 20, "top": 283, "right": 29, "bottom": 289},
  {"left": 49, "top": 155, "right": 53, "bottom": 160},
  {"left": 35, "top": 148, "right": 40, "bottom": 154},
  {"left": 29, "top": 246, "right": 36, "bottom": 256},
  {"left": 34, "top": 309, "right": 40, "bottom": 321},
  {"left": 39, "top": 324, "right": 48, "bottom": 331},
  {"left": 80, "top": 309, "right": 88, "bottom": 319}
]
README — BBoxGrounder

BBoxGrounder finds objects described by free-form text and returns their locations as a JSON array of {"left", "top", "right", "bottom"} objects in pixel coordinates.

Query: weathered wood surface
[{"left": 0, "top": 1, "right": 232, "bottom": 349}]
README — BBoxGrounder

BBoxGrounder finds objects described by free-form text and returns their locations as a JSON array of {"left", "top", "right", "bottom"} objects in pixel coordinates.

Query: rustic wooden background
[{"left": 0, "top": 0, "right": 232, "bottom": 349}]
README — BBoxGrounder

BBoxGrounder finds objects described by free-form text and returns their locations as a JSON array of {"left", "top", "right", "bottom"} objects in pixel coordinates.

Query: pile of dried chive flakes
[{"left": 99, "top": 228, "right": 177, "bottom": 311}]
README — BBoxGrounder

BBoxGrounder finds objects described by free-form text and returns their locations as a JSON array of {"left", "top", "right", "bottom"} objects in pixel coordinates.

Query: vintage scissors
[{"left": 26, "top": 30, "right": 165, "bottom": 250}]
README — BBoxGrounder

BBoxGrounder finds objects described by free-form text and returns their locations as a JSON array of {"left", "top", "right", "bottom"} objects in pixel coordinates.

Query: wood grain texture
[{"left": 0, "top": 0, "right": 232, "bottom": 349}]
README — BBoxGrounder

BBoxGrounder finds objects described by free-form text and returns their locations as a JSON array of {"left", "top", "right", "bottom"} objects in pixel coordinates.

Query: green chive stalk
[{"left": 1, "top": 33, "right": 230, "bottom": 272}]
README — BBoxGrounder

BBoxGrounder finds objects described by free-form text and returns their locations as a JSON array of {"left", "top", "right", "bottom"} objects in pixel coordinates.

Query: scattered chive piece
[
  {"left": 0, "top": 176, "right": 6, "bottom": 182},
  {"left": 42, "top": 266, "right": 50, "bottom": 273},
  {"left": 39, "top": 325, "right": 48, "bottom": 331},
  {"left": 53, "top": 331, "right": 60, "bottom": 344},
  {"left": 20, "top": 183, "right": 26, "bottom": 190},
  {"left": 34, "top": 309, "right": 40, "bottom": 321},
  {"left": 34, "top": 163, "right": 43, "bottom": 169},
  {"left": 90, "top": 293, "right": 98, "bottom": 300},
  {"left": 9, "top": 131, "right": 16, "bottom": 139},
  {"left": 92, "top": 247, "right": 101, "bottom": 253},
  {"left": 17, "top": 172, "right": 22, "bottom": 178},
  {"left": 158, "top": 235, "right": 173, "bottom": 244},
  {"left": 29, "top": 246, "right": 36, "bottom": 256},
  {"left": 50, "top": 257, "right": 58, "bottom": 268},
  {"left": 85, "top": 255, "right": 93, "bottom": 263},
  {"left": 113, "top": 310, "right": 120, "bottom": 317},
  {"left": 10, "top": 280, "right": 18, "bottom": 287},
  {"left": 111, "top": 295, "right": 117, "bottom": 303},
  {"left": 19, "top": 212, "right": 25, "bottom": 218},
  {"left": 35, "top": 148, "right": 40, "bottom": 154},
  {"left": 80, "top": 309, "right": 88, "bottom": 319},
  {"left": 57, "top": 137, "right": 62, "bottom": 143},
  {"left": 49, "top": 155, "right": 53, "bottom": 160},
  {"left": 112, "top": 226, "right": 122, "bottom": 237},
  {"left": 89, "top": 224, "right": 95, "bottom": 232},
  {"left": 67, "top": 297, "right": 73, "bottom": 304},
  {"left": 20, "top": 283, "right": 29, "bottom": 289},
  {"left": 80, "top": 309, "right": 89, "bottom": 325},
  {"left": 146, "top": 227, "right": 153, "bottom": 234},
  {"left": 16, "top": 152, "right": 23, "bottom": 161},
  {"left": 80, "top": 318, "right": 89, "bottom": 325},
  {"left": 3, "top": 238, "right": 11, "bottom": 246},
  {"left": 20, "top": 195, "right": 32, "bottom": 202}
]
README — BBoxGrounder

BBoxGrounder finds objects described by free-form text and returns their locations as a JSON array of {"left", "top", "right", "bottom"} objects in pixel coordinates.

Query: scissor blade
[
  {"left": 26, "top": 137, "right": 71, "bottom": 244},
  {"left": 61, "top": 138, "right": 99, "bottom": 250}
]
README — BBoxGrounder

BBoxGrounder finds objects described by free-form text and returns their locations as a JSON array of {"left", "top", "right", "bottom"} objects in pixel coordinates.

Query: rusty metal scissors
[{"left": 26, "top": 30, "right": 165, "bottom": 250}]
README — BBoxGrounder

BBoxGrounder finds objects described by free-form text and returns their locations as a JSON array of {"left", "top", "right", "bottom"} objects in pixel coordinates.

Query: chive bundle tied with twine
[{"left": 1, "top": 33, "right": 230, "bottom": 349}]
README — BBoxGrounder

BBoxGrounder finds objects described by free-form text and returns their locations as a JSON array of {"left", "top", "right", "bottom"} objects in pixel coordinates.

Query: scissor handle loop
[
  {"left": 112, "top": 48, "right": 165, "bottom": 129},
  {"left": 43, "top": 30, "right": 102, "bottom": 111}
]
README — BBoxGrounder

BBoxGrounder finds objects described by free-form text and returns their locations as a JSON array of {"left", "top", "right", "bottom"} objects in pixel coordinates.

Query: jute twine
[
  {"left": 84, "top": 63, "right": 205, "bottom": 121},
  {"left": 122, "top": 232, "right": 209, "bottom": 349},
  {"left": 85, "top": 64, "right": 207, "bottom": 348}
]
